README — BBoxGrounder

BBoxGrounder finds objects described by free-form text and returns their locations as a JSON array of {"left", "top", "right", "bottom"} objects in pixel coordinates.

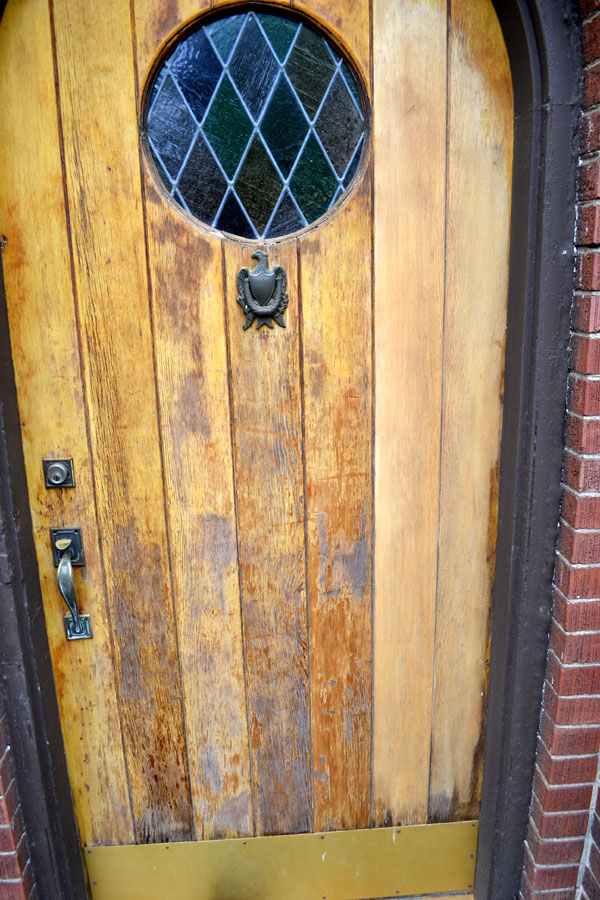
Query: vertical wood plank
[
  {"left": 429, "top": 0, "right": 513, "bottom": 822},
  {"left": 373, "top": 0, "right": 447, "bottom": 826},
  {"left": 139, "top": 160, "right": 253, "bottom": 837},
  {"left": 52, "top": 0, "right": 193, "bottom": 842},
  {"left": 299, "top": 170, "right": 373, "bottom": 832},
  {"left": 0, "top": 0, "right": 134, "bottom": 847},
  {"left": 224, "top": 241, "right": 312, "bottom": 836}
]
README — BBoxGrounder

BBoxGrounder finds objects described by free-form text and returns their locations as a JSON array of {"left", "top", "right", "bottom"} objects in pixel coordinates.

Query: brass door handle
[{"left": 54, "top": 538, "right": 92, "bottom": 641}]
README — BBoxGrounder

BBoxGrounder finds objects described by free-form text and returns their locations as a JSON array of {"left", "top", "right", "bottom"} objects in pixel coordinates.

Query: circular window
[{"left": 145, "top": 9, "right": 367, "bottom": 239}]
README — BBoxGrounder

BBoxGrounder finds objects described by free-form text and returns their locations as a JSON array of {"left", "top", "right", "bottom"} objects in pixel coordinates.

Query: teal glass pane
[
  {"left": 203, "top": 77, "right": 253, "bottom": 178},
  {"left": 145, "top": 9, "right": 366, "bottom": 238}
]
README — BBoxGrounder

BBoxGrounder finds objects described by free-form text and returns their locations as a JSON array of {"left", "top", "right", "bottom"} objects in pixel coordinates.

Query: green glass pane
[
  {"left": 286, "top": 27, "right": 336, "bottom": 119},
  {"left": 235, "top": 136, "right": 283, "bottom": 235},
  {"left": 289, "top": 133, "right": 338, "bottom": 222},
  {"left": 260, "top": 75, "right": 308, "bottom": 177},
  {"left": 202, "top": 76, "right": 253, "bottom": 178},
  {"left": 257, "top": 14, "right": 299, "bottom": 62}
]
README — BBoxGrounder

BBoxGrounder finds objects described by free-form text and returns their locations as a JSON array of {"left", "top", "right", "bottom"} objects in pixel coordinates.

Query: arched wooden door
[{"left": 0, "top": 0, "right": 512, "bottom": 896}]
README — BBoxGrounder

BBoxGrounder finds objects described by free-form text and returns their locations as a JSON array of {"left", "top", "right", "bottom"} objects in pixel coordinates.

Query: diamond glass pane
[{"left": 145, "top": 9, "right": 366, "bottom": 238}]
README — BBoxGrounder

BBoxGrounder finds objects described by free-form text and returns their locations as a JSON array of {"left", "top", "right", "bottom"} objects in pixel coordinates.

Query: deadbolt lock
[{"left": 43, "top": 458, "right": 75, "bottom": 488}]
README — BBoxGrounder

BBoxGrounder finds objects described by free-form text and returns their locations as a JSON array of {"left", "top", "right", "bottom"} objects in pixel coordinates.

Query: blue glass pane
[
  {"left": 148, "top": 75, "right": 196, "bottom": 179},
  {"left": 169, "top": 29, "right": 222, "bottom": 122},
  {"left": 146, "top": 9, "right": 366, "bottom": 238},
  {"left": 228, "top": 16, "right": 279, "bottom": 120}
]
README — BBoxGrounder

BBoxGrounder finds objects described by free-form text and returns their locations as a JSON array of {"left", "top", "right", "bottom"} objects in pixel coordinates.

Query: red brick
[
  {"left": 584, "top": 15, "right": 600, "bottom": 65},
  {"left": 546, "top": 648, "right": 600, "bottom": 695},
  {"left": 558, "top": 520, "right": 600, "bottom": 564},
  {"left": 0, "top": 835, "right": 30, "bottom": 879},
  {"left": 573, "top": 334, "right": 600, "bottom": 374},
  {"left": 583, "top": 114, "right": 600, "bottom": 158},
  {"left": 562, "top": 488, "right": 600, "bottom": 528},
  {"left": 0, "top": 860, "right": 34, "bottom": 900},
  {"left": 569, "top": 376, "right": 600, "bottom": 416},
  {"left": 540, "top": 711, "right": 600, "bottom": 755},
  {"left": 544, "top": 682, "right": 600, "bottom": 725},
  {"left": 555, "top": 555, "right": 600, "bottom": 599},
  {"left": 572, "top": 294, "right": 600, "bottom": 333},
  {"left": 0, "top": 807, "right": 24, "bottom": 854},
  {"left": 584, "top": 866, "right": 600, "bottom": 900},
  {"left": 527, "top": 825, "right": 585, "bottom": 866},
  {"left": 537, "top": 738, "right": 597, "bottom": 784},
  {"left": 0, "top": 751, "right": 15, "bottom": 799},
  {"left": 590, "top": 840, "right": 600, "bottom": 884},
  {"left": 520, "top": 871, "right": 575, "bottom": 900},
  {"left": 553, "top": 591, "right": 600, "bottom": 631},
  {"left": 0, "top": 782, "right": 18, "bottom": 827},
  {"left": 551, "top": 624, "right": 600, "bottom": 665},
  {"left": 582, "top": 0, "right": 600, "bottom": 18},
  {"left": 524, "top": 845, "right": 579, "bottom": 891},
  {"left": 564, "top": 453, "right": 600, "bottom": 493},
  {"left": 577, "top": 252, "right": 600, "bottom": 290},
  {"left": 586, "top": 61, "right": 600, "bottom": 108},
  {"left": 533, "top": 767, "right": 593, "bottom": 811},
  {"left": 531, "top": 794, "right": 590, "bottom": 838},
  {"left": 579, "top": 205, "right": 600, "bottom": 244}
]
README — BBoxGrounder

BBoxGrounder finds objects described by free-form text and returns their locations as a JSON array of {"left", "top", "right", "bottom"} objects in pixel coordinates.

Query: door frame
[{"left": 0, "top": 0, "right": 580, "bottom": 898}]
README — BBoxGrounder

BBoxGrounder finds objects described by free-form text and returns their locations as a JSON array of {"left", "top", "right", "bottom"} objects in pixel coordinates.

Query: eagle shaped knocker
[{"left": 236, "top": 251, "right": 289, "bottom": 330}]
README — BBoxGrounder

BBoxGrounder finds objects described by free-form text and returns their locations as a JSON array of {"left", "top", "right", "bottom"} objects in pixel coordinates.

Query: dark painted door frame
[{"left": 0, "top": 0, "right": 580, "bottom": 898}]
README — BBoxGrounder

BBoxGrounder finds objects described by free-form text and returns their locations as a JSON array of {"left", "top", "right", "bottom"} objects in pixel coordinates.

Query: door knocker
[{"left": 237, "top": 251, "right": 289, "bottom": 330}]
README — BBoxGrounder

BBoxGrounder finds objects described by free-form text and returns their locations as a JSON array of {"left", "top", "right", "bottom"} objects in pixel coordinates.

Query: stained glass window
[{"left": 145, "top": 10, "right": 366, "bottom": 239}]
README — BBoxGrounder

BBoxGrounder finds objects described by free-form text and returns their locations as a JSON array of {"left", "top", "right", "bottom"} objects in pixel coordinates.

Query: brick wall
[
  {"left": 521, "top": 4, "right": 600, "bottom": 900},
  {"left": 0, "top": 700, "right": 37, "bottom": 900}
]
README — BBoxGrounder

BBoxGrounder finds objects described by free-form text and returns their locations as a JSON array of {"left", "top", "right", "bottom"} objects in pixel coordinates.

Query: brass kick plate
[{"left": 85, "top": 820, "right": 478, "bottom": 900}]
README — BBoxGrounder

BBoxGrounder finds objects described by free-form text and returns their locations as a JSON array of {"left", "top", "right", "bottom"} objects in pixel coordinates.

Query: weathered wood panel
[
  {"left": 0, "top": 0, "right": 134, "bottom": 847},
  {"left": 299, "top": 168, "right": 373, "bottom": 831},
  {"left": 138, "top": 161, "right": 253, "bottom": 838},
  {"left": 372, "top": 0, "right": 447, "bottom": 826},
  {"left": 51, "top": 0, "right": 193, "bottom": 842},
  {"left": 223, "top": 241, "right": 312, "bottom": 836},
  {"left": 429, "top": 0, "right": 512, "bottom": 822}
]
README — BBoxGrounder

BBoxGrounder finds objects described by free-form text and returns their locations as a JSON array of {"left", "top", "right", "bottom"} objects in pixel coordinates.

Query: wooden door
[{"left": 0, "top": 0, "right": 512, "bottom": 895}]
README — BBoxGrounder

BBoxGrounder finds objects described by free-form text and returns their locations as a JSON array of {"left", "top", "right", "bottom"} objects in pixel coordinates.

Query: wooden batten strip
[
  {"left": 372, "top": 0, "right": 448, "bottom": 826},
  {"left": 429, "top": 0, "right": 513, "bottom": 822}
]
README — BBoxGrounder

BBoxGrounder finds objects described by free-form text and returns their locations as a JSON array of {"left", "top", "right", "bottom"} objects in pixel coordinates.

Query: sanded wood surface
[
  {"left": 299, "top": 166, "right": 373, "bottom": 831},
  {"left": 51, "top": 0, "right": 193, "bottom": 842},
  {"left": 0, "top": 0, "right": 513, "bottom": 855},
  {"left": 140, "top": 168, "right": 253, "bottom": 839},
  {"left": 372, "top": 0, "right": 448, "bottom": 826},
  {"left": 429, "top": 0, "right": 513, "bottom": 822},
  {"left": 224, "top": 241, "right": 312, "bottom": 836}
]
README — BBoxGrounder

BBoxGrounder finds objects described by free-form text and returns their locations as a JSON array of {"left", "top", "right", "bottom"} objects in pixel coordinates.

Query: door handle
[{"left": 54, "top": 537, "right": 92, "bottom": 641}]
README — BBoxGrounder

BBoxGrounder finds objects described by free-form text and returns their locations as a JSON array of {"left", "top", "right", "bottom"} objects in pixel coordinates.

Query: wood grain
[
  {"left": 299, "top": 165, "right": 373, "bottom": 831},
  {"left": 51, "top": 0, "right": 193, "bottom": 842},
  {"left": 139, "top": 164, "right": 253, "bottom": 838},
  {"left": 429, "top": 0, "right": 513, "bottom": 822},
  {"left": 372, "top": 0, "right": 447, "bottom": 826},
  {"left": 0, "top": 0, "right": 133, "bottom": 847},
  {"left": 224, "top": 241, "right": 312, "bottom": 836}
]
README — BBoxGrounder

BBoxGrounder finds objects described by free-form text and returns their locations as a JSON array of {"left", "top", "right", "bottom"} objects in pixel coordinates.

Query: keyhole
[{"left": 47, "top": 462, "right": 68, "bottom": 485}]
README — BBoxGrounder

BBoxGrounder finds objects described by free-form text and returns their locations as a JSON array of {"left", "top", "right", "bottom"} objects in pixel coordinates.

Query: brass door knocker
[{"left": 236, "top": 251, "right": 289, "bottom": 330}]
